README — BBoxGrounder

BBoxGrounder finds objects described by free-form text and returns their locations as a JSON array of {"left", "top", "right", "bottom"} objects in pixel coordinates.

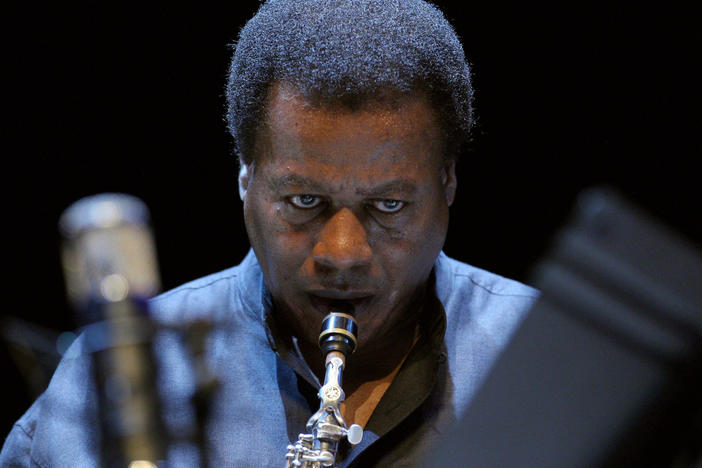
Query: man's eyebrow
[
  {"left": 267, "top": 174, "right": 325, "bottom": 192},
  {"left": 355, "top": 179, "right": 418, "bottom": 197},
  {"left": 267, "top": 174, "right": 418, "bottom": 197}
]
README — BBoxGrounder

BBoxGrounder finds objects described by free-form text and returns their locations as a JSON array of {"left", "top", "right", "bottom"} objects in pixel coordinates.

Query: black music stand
[{"left": 426, "top": 187, "right": 702, "bottom": 467}]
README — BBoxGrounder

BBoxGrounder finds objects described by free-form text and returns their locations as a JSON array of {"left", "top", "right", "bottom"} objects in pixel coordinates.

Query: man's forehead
[
  {"left": 260, "top": 82, "right": 441, "bottom": 150},
  {"left": 248, "top": 81, "right": 448, "bottom": 176}
]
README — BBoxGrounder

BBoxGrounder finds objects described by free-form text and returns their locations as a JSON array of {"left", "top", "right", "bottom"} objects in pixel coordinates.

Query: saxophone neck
[
  {"left": 322, "top": 352, "right": 346, "bottom": 392},
  {"left": 306, "top": 352, "right": 348, "bottom": 433}
]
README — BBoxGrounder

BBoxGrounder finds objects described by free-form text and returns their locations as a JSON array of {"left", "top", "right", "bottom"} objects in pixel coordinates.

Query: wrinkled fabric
[{"left": 1, "top": 250, "right": 538, "bottom": 467}]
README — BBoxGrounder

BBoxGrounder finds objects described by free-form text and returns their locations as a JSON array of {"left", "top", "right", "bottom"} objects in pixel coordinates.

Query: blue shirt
[{"left": 1, "top": 250, "right": 538, "bottom": 467}]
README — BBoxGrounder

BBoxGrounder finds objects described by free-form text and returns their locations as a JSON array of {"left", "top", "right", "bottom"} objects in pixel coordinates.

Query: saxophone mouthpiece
[{"left": 318, "top": 311, "right": 358, "bottom": 358}]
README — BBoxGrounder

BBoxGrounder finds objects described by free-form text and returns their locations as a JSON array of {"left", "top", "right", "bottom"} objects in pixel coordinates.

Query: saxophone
[{"left": 285, "top": 311, "right": 364, "bottom": 467}]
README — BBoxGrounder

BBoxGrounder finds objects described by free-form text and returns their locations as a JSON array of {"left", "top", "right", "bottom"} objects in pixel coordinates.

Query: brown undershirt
[{"left": 340, "top": 330, "right": 420, "bottom": 428}]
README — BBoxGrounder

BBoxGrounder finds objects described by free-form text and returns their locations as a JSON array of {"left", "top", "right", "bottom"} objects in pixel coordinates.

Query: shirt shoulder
[
  {"left": 148, "top": 250, "right": 261, "bottom": 326},
  {"left": 436, "top": 252, "right": 539, "bottom": 299},
  {"left": 434, "top": 251, "right": 539, "bottom": 340},
  {"left": 0, "top": 398, "right": 41, "bottom": 467},
  {"left": 435, "top": 251, "right": 539, "bottom": 358}
]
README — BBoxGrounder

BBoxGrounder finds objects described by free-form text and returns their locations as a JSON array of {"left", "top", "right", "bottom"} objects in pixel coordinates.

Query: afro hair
[{"left": 226, "top": 0, "right": 474, "bottom": 163}]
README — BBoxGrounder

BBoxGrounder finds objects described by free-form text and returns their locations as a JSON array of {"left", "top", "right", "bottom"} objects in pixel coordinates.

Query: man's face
[{"left": 241, "top": 83, "right": 456, "bottom": 356}]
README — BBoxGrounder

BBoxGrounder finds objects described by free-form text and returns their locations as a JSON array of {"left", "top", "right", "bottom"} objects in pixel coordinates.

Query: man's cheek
[
  {"left": 276, "top": 229, "right": 315, "bottom": 256},
  {"left": 263, "top": 232, "right": 310, "bottom": 279}
]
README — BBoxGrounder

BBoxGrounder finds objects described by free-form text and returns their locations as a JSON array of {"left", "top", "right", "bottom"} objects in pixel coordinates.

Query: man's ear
[
  {"left": 238, "top": 162, "right": 251, "bottom": 201},
  {"left": 442, "top": 160, "right": 457, "bottom": 206}
]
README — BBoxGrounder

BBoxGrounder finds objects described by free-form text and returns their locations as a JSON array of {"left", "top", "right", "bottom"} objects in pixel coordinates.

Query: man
[{"left": 1, "top": 0, "right": 538, "bottom": 466}]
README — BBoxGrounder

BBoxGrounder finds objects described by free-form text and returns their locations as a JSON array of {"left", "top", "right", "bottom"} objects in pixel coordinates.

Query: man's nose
[{"left": 312, "top": 208, "right": 372, "bottom": 270}]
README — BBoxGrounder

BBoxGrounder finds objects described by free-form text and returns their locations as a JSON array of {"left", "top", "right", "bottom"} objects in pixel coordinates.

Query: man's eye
[
  {"left": 288, "top": 194, "right": 323, "bottom": 209},
  {"left": 370, "top": 199, "right": 405, "bottom": 213}
]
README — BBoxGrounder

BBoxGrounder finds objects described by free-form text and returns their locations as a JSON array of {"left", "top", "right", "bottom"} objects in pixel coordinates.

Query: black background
[{"left": 2, "top": 2, "right": 699, "bottom": 436}]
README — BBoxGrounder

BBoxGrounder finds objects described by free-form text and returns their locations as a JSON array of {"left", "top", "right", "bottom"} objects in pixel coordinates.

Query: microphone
[{"left": 60, "top": 193, "right": 166, "bottom": 468}]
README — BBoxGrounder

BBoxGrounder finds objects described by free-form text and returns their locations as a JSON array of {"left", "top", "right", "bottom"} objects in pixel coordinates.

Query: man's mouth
[{"left": 307, "top": 292, "right": 372, "bottom": 316}]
